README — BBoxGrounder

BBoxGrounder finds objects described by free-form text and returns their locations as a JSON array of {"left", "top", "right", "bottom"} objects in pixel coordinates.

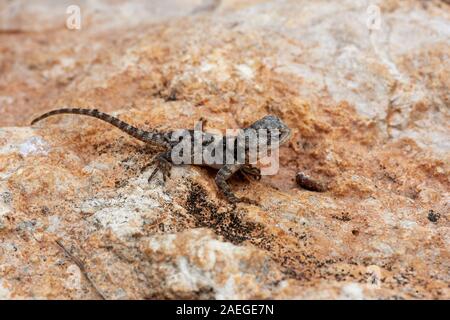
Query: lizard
[{"left": 31, "top": 108, "right": 291, "bottom": 205}]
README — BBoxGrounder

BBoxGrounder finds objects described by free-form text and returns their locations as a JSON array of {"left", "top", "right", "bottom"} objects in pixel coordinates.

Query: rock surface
[{"left": 0, "top": 0, "right": 449, "bottom": 299}]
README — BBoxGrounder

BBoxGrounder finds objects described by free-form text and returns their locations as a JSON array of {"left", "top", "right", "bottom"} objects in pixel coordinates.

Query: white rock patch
[
  {"left": 19, "top": 136, "right": 48, "bottom": 156},
  {"left": 340, "top": 283, "right": 364, "bottom": 300}
]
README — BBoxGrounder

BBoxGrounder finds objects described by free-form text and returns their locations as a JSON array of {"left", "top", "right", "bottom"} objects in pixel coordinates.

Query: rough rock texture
[{"left": 0, "top": 0, "right": 449, "bottom": 299}]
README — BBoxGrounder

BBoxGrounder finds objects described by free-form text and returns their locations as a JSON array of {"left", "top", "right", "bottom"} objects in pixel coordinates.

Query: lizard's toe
[
  {"left": 225, "top": 195, "right": 258, "bottom": 208},
  {"left": 240, "top": 165, "right": 261, "bottom": 181},
  {"left": 237, "top": 197, "right": 259, "bottom": 206},
  {"left": 148, "top": 167, "right": 159, "bottom": 183},
  {"left": 148, "top": 152, "right": 172, "bottom": 184}
]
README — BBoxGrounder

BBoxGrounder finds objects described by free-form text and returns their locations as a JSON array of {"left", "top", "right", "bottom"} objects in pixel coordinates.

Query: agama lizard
[{"left": 31, "top": 108, "right": 291, "bottom": 205}]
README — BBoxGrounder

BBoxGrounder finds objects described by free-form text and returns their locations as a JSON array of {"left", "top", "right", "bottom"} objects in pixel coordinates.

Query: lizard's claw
[
  {"left": 227, "top": 195, "right": 259, "bottom": 209},
  {"left": 237, "top": 196, "right": 259, "bottom": 206},
  {"left": 148, "top": 153, "right": 172, "bottom": 183},
  {"left": 240, "top": 165, "right": 261, "bottom": 181}
]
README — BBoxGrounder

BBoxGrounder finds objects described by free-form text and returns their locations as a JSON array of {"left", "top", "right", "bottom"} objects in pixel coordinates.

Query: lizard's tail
[{"left": 31, "top": 108, "right": 161, "bottom": 144}]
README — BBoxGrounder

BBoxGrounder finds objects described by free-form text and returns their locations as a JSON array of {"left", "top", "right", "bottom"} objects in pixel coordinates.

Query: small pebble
[
  {"left": 427, "top": 210, "right": 440, "bottom": 223},
  {"left": 296, "top": 172, "right": 327, "bottom": 192}
]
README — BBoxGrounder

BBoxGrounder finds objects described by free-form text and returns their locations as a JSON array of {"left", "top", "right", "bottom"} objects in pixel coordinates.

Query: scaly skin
[{"left": 31, "top": 108, "right": 291, "bottom": 205}]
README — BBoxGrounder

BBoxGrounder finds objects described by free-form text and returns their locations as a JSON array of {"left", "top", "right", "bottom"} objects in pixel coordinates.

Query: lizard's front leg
[
  {"left": 215, "top": 164, "right": 258, "bottom": 205},
  {"left": 148, "top": 150, "right": 172, "bottom": 183},
  {"left": 240, "top": 164, "right": 261, "bottom": 181},
  {"left": 215, "top": 164, "right": 240, "bottom": 203}
]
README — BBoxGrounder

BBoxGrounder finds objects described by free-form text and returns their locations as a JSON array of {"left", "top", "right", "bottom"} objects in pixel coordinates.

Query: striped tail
[{"left": 31, "top": 108, "right": 164, "bottom": 144}]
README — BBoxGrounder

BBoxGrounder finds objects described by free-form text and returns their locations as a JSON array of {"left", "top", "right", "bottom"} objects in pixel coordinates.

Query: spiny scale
[{"left": 31, "top": 108, "right": 165, "bottom": 144}]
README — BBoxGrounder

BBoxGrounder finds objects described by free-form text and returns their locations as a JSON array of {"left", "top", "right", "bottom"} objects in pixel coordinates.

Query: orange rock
[{"left": 0, "top": 0, "right": 448, "bottom": 299}]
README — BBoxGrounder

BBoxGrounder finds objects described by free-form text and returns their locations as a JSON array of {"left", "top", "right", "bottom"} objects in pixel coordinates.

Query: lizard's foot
[
  {"left": 226, "top": 194, "right": 259, "bottom": 208},
  {"left": 236, "top": 196, "right": 259, "bottom": 206},
  {"left": 240, "top": 165, "right": 261, "bottom": 181},
  {"left": 148, "top": 153, "right": 172, "bottom": 183}
]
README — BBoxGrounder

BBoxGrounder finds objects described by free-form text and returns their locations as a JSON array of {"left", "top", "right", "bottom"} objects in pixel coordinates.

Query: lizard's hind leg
[{"left": 148, "top": 151, "right": 172, "bottom": 183}]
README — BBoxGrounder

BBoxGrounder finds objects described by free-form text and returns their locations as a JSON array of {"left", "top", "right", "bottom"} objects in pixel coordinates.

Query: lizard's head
[{"left": 249, "top": 115, "right": 291, "bottom": 146}]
